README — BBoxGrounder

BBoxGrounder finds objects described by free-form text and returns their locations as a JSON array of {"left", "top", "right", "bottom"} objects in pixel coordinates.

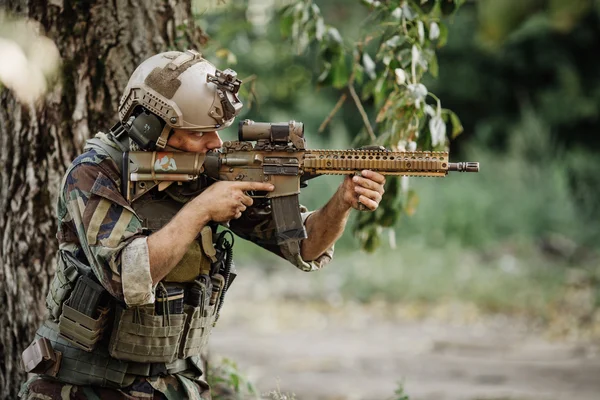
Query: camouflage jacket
[{"left": 56, "top": 133, "right": 334, "bottom": 306}]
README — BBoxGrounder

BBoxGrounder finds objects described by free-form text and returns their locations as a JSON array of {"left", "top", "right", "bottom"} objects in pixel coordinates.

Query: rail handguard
[{"left": 124, "top": 120, "right": 479, "bottom": 255}]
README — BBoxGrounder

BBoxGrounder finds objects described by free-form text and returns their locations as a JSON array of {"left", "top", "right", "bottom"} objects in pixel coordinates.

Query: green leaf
[
  {"left": 373, "top": 75, "right": 388, "bottom": 106},
  {"left": 364, "top": 228, "right": 382, "bottom": 252},
  {"left": 429, "top": 52, "right": 438, "bottom": 78},
  {"left": 300, "top": 3, "right": 310, "bottom": 24},
  {"left": 417, "top": 20, "right": 425, "bottom": 44},
  {"left": 296, "top": 31, "right": 310, "bottom": 54},
  {"left": 385, "top": 35, "right": 405, "bottom": 49},
  {"left": 280, "top": 10, "right": 294, "bottom": 38},
  {"left": 397, "top": 48, "right": 412, "bottom": 68},
  {"left": 310, "top": 3, "right": 321, "bottom": 17},
  {"left": 429, "top": 115, "right": 446, "bottom": 146},
  {"left": 317, "top": 61, "right": 332, "bottom": 83},
  {"left": 379, "top": 205, "right": 400, "bottom": 227},
  {"left": 449, "top": 110, "right": 464, "bottom": 138},
  {"left": 331, "top": 53, "right": 349, "bottom": 89},
  {"left": 354, "top": 64, "right": 365, "bottom": 85},
  {"left": 327, "top": 27, "right": 343, "bottom": 47},
  {"left": 437, "top": 22, "right": 449, "bottom": 47},
  {"left": 362, "top": 52, "right": 377, "bottom": 80},
  {"left": 402, "top": 3, "right": 416, "bottom": 20},
  {"left": 316, "top": 17, "right": 326, "bottom": 41},
  {"left": 429, "top": 21, "right": 440, "bottom": 40}
]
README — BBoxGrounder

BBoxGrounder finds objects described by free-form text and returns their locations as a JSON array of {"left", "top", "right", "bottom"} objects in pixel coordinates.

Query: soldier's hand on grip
[
  {"left": 341, "top": 170, "right": 386, "bottom": 211},
  {"left": 191, "top": 181, "right": 275, "bottom": 222}
]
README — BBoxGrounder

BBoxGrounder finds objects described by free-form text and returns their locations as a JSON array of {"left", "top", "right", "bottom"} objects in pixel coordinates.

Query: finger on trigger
[
  {"left": 240, "top": 193, "right": 253, "bottom": 207},
  {"left": 239, "top": 181, "right": 275, "bottom": 191}
]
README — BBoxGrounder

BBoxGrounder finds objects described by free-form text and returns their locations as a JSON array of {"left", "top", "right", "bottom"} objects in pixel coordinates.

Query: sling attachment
[
  {"left": 21, "top": 337, "right": 62, "bottom": 377},
  {"left": 200, "top": 226, "right": 218, "bottom": 264},
  {"left": 212, "top": 230, "right": 235, "bottom": 322}
]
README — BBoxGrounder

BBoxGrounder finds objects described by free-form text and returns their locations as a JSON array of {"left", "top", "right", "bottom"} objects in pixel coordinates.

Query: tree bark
[{"left": 0, "top": 1, "right": 206, "bottom": 397}]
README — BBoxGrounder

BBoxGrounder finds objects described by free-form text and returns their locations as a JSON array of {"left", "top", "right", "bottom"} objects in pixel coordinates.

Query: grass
[{"left": 327, "top": 239, "right": 567, "bottom": 319}]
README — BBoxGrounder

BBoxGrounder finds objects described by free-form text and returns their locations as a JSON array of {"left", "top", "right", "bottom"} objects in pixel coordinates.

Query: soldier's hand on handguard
[
  {"left": 190, "top": 181, "right": 275, "bottom": 222},
  {"left": 340, "top": 170, "right": 386, "bottom": 211}
]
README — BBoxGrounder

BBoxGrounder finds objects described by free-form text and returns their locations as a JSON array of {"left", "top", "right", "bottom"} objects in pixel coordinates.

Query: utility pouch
[
  {"left": 108, "top": 303, "right": 185, "bottom": 363},
  {"left": 21, "top": 337, "right": 62, "bottom": 377},
  {"left": 58, "top": 275, "right": 110, "bottom": 352},
  {"left": 155, "top": 285, "right": 184, "bottom": 316},
  {"left": 163, "top": 241, "right": 211, "bottom": 283},
  {"left": 46, "top": 251, "right": 91, "bottom": 321},
  {"left": 180, "top": 277, "right": 217, "bottom": 359}
]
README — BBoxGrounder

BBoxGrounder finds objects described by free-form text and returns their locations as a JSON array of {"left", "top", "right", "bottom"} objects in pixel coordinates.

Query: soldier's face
[{"left": 168, "top": 129, "right": 223, "bottom": 153}]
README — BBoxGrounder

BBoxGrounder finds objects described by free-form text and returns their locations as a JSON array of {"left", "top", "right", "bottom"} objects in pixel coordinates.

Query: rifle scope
[{"left": 238, "top": 119, "right": 304, "bottom": 143}]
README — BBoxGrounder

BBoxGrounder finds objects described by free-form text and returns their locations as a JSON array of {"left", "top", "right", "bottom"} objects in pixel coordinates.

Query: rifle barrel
[{"left": 447, "top": 162, "right": 479, "bottom": 172}]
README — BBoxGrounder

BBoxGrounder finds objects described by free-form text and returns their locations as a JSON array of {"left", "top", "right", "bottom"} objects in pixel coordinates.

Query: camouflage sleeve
[
  {"left": 227, "top": 205, "right": 334, "bottom": 272},
  {"left": 60, "top": 158, "right": 155, "bottom": 305}
]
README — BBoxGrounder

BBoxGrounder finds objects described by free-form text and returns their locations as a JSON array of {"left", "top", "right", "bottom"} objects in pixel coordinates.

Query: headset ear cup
[{"left": 128, "top": 110, "right": 165, "bottom": 150}]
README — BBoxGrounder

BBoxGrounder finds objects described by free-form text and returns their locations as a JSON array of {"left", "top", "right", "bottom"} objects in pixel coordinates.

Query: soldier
[{"left": 19, "top": 50, "right": 385, "bottom": 399}]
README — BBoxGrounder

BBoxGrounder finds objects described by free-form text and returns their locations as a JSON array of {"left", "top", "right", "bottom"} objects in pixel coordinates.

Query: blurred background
[
  {"left": 193, "top": 1, "right": 600, "bottom": 399},
  {"left": 1, "top": 0, "right": 600, "bottom": 399}
]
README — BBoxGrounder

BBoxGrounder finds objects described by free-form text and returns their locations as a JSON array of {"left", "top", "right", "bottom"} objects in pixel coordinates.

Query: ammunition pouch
[
  {"left": 21, "top": 337, "right": 61, "bottom": 377},
  {"left": 58, "top": 275, "right": 110, "bottom": 352},
  {"left": 181, "top": 275, "right": 222, "bottom": 358},
  {"left": 108, "top": 303, "right": 186, "bottom": 364},
  {"left": 108, "top": 275, "right": 225, "bottom": 363},
  {"left": 46, "top": 251, "right": 91, "bottom": 321}
]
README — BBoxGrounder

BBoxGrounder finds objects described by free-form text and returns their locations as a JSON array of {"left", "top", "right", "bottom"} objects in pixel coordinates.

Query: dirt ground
[{"left": 209, "top": 269, "right": 600, "bottom": 400}]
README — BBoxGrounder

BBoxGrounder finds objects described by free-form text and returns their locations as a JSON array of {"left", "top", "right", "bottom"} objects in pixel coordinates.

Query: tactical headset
[{"left": 127, "top": 107, "right": 167, "bottom": 151}]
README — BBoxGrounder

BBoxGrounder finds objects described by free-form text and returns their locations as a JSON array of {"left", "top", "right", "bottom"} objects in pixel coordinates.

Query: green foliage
[
  {"left": 331, "top": 237, "right": 567, "bottom": 317},
  {"left": 262, "top": 389, "right": 297, "bottom": 400},
  {"left": 394, "top": 108, "right": 600, "bottom": 249},
  {"left": 208, "top": 358, "right": 258, "bottom": 400},
  {"left": 197, "top": 0, "right": 600, "bottom": 255},
  {"left": 280, "top": 0, "right": 465, "bottom": 251},
  {"left": 392, "top": 383, "right": 410, "bottom": 400},
  {"left": 427, "top": 1, "right": 600, "bottom": 237}
]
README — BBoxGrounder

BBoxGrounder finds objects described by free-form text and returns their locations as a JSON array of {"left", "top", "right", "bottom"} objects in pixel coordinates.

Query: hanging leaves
[{"left": 279, "top": 0, "right": 464, "bottom": 252}]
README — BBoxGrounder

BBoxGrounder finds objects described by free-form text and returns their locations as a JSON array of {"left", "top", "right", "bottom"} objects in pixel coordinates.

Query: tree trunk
[{"left": 0, "top": 1, "right": 206, "bottom": 397}]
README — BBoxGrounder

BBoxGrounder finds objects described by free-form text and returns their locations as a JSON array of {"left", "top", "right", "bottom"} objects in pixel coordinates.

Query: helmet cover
[{"left": 118, "top": 50, "right": 243, "bottom": 135}]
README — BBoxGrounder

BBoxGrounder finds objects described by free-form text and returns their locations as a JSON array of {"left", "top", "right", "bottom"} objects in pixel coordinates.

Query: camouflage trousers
[{"left": 19, "top": 374, "right": 211, "bottom": 400}]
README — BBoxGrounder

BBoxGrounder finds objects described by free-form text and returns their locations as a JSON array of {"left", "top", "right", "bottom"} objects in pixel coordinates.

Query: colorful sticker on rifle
[{"left": 155, "top": 154, "right": 177, "bottom": 172}]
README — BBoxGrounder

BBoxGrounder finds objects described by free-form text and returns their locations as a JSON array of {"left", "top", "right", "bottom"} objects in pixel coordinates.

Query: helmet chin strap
[{"left": 155, "top": 124, "right": 173, "bottom": 149}]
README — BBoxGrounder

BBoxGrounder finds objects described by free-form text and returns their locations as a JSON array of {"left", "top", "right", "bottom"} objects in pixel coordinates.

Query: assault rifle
[{"left": 123, "top": 120, "right": 478, "bottom": 253}]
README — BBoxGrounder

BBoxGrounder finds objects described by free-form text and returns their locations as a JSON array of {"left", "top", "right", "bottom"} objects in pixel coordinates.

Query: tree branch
[{"left": 348, "top": 82, "right": 376, "bottom": 142}]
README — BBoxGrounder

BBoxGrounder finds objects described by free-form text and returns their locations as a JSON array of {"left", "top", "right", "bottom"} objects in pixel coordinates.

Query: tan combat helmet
[{"left": 118, "top": 49, "right": 243, "bottom": 149}]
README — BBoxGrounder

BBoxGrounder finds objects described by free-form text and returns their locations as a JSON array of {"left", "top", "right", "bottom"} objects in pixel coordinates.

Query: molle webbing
[
  {"left": 303, "top": 150, "right": 449, "bottom": 177},
  {"left": 36, "top": 321, "right": 195, "bottom": 387},
  {"left": 37, "top": 321, "right": 132, "bottom": 387},
  {"left": 144, "top": 58, "right": 203, "bottom": 100}
]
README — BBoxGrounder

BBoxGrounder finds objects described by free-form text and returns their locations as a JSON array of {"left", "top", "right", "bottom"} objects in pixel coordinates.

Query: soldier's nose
[{"left": 205, "top": 131, "right": 223, "bottom": 150}]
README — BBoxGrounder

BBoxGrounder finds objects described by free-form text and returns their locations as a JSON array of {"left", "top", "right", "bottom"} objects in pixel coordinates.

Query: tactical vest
[{"left": 22, "top": 137, "right": 234, "bottom": 387}]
